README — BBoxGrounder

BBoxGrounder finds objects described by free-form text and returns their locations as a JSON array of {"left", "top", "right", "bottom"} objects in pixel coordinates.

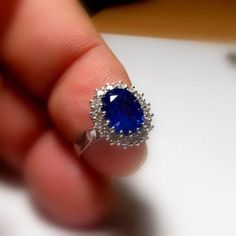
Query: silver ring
[{"left": 75, "top": 81, "right": 154, "bottom": 154}]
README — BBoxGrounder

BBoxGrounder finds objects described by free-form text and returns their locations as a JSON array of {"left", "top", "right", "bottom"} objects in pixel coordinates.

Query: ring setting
[{"left": 89, "top": 81, "right": 154, "bottom": 148}]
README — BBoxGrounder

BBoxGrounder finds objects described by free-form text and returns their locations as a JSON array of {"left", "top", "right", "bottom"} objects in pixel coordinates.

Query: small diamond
[
  {"left": 97, "top": 90, "right": 104, "bottom": 96},
  {"left": 102, "top": 88, "right": 145, "bottom": 135}
]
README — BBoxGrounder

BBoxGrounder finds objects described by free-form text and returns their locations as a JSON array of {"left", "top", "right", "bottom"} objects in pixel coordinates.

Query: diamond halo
[{"left": 89, "top": 81, "right": 154, "bottom": 148}]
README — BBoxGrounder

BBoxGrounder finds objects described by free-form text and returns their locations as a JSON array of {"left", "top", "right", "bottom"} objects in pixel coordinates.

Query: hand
[{"left": 0, "top": 0, "right": 146, "bottom": 227}]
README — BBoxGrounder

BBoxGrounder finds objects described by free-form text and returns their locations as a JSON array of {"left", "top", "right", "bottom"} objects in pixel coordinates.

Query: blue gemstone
[{"left": 102, "top": 88, "right": 144, "bottom": 135}]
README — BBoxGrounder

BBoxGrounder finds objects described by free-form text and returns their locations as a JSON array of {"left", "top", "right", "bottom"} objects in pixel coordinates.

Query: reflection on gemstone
[{"left": 102, "top": 88, "right": 144, "bottom": 135}]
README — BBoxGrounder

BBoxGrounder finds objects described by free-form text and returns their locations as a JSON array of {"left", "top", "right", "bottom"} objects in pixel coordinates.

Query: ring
[{"left": 75, "top": 81, "right": 154, "bottom": 154}]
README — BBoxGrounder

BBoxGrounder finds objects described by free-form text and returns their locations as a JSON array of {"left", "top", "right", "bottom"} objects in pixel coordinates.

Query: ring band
[{"left": 75, "top": 81, "right": 154, "bottom": 154}]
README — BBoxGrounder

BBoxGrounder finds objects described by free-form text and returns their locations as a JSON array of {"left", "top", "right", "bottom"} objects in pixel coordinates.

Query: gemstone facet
[{"left": 102, "top": 88, "right": 144, "bottom": 135}]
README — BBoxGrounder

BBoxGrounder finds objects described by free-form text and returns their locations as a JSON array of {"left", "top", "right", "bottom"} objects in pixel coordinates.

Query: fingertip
[{"left": 82, "top": 140, "right": 147, "bottom": 177}]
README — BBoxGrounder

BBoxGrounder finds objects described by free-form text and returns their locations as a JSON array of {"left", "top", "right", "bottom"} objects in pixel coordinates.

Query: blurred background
[{"left": 86, "top": 0, "right": 236, "bottom": 42}]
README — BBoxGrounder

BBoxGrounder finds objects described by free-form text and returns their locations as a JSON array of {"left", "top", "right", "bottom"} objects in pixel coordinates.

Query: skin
[{"left": 0, "top": 0, "right": 147, "bottom": 227}]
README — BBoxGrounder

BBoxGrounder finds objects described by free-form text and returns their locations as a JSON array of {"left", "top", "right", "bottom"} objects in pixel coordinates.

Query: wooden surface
[{"left": 92, "top": 0, "right": 236, "bottom": 41}]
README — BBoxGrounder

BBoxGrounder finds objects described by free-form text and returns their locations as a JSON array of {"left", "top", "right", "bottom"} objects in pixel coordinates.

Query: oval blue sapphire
[{"left": 102, "top": 88, "right": 144, "bottom": 135}]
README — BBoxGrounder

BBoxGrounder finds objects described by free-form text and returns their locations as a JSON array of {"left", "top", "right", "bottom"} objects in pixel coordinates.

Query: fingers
[
  {"left": 0, "top": 76, "right": 115, "bottom": 226},
  {"left": 0, "top": 76, "right": 47, "bottom": 168},
  {"left": 1, "top": 0, "right": 146, "bottom": 176},
  {"left": 24, "top": 131, "right": 114, "bottom": 226}
]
